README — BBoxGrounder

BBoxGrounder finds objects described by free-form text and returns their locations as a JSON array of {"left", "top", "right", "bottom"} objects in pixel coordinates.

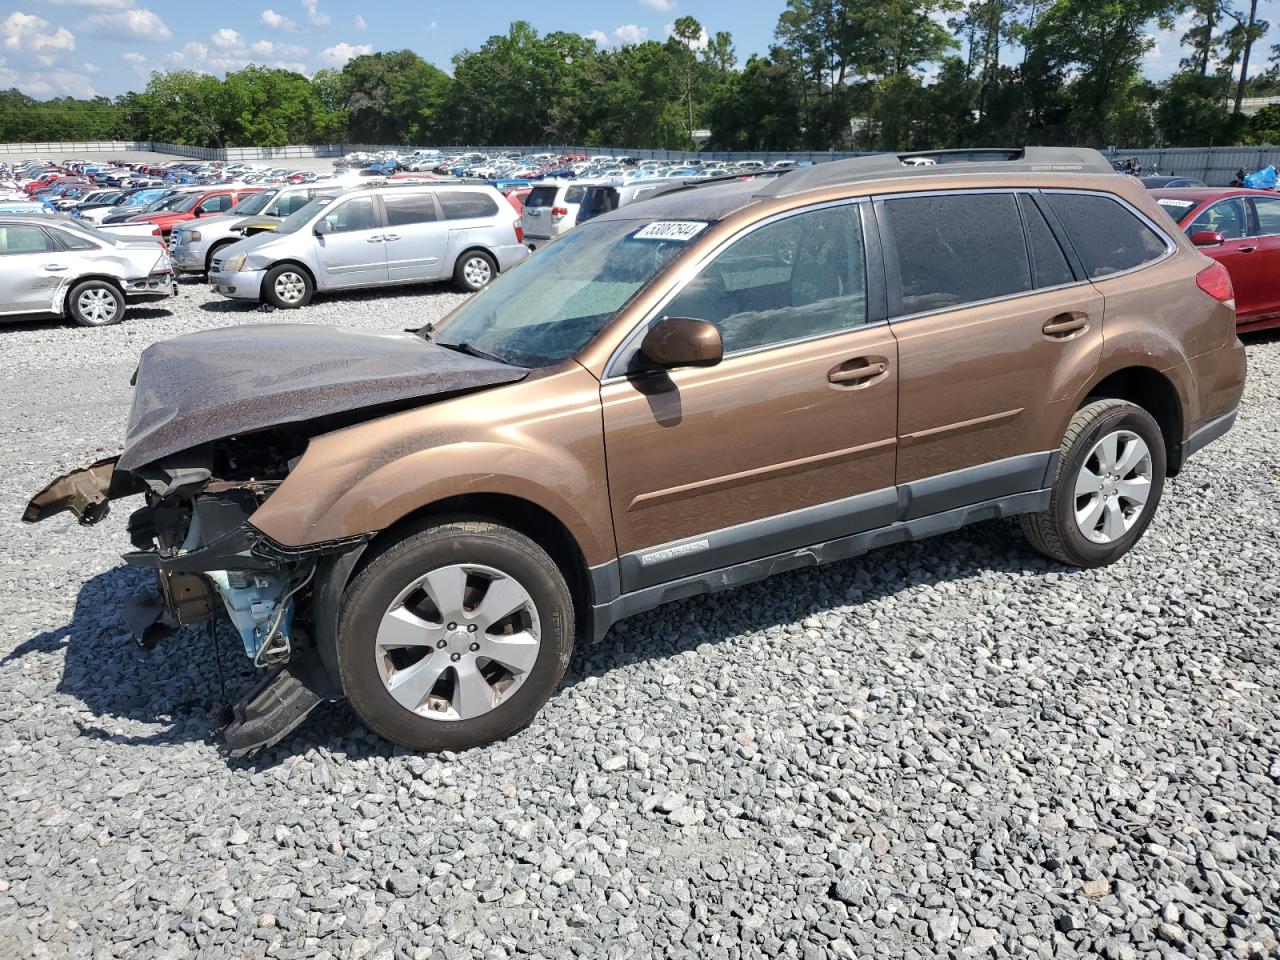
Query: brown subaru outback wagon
[{"left": 26, "top": 148, "right": 1246, "bottom": 753}]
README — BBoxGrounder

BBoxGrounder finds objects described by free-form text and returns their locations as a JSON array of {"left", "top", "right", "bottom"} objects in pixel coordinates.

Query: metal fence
[
  {"left": 1114, "top": 147, "right": 1280, "bottom": 185},
  {"left": 6, "top": 140, "right": 1280, "bottom": 185}
]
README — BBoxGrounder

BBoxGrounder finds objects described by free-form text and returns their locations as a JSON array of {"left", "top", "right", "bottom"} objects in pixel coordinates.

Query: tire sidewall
[
  {"left": 1054, "top": 404, "right": 1166, "bottom": 565},
  {"left": 337, "top": 526, "right": 573, "bottom": 751},
  {"left": 263, "top": 264, "right": 313, "bottom": 309}
]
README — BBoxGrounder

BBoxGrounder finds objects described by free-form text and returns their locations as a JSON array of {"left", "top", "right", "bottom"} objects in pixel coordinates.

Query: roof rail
[{"left": 754, "top": 147, "right": 1114, "bottom": 198}]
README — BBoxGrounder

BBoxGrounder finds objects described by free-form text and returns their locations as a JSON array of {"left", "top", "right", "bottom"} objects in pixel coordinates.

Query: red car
[
  {"left": 124, "top": 187, "right": 261, "bottom": 237},
  {"left": 1152, "top": 186, "right": 1280, "bottom": 332},
  {"left": 501, "top": 187, "right": 532, "bottom": 215}
]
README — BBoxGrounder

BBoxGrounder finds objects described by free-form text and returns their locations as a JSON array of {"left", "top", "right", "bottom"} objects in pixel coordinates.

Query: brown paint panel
[
  {"left": 893, "top": 283, "right": 1105, "bottom": 485},
  {"left": 601, "top": 324, "right": 899, "bottom": 556}
]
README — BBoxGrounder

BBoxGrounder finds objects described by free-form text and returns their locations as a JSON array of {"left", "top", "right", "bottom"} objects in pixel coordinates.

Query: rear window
[
  {"left": 1043, "top": 193, "right": 1169, "bottom": 278},
  {"left": 884, "top": 193, "right": 1032, "bottom": 315},
  {"left": 438, "top": 191, "right": 499, "bottom": 220},
  {"left": 525, "top": 187, "right": 557, "bottom": 208}
]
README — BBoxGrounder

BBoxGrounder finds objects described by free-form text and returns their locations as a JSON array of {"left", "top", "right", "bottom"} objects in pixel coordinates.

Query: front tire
[
  {"left": 66, "top": 279, "right": 125, "bottom": 327},
  {"left": 1021, "top": 399, "right": 1166, "bottom": 567},
  {"left": 263, "top": 264, "right": 313, "bottom": 309},
  {"left": 454, "top": 250, "right": 497, "bottom": 292},
  {"left": 336, "top": 520, "right": 574, "bottom": 751}
]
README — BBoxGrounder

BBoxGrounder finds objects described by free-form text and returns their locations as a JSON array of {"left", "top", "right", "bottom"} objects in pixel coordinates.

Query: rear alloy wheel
[
  {"left": 337, "top": 520, "right": 573, "bottom": 751},
  {"left": 67, "top": 280, "right": 124, "bottom": 327},
  {"left": 263, "top": 264, "right": 313, "bottom": 309},
  {"left": 1021, "top": 399, "right": 1166, "bottom": 567},
  {"left": 455, "top": 250, "right": 497, "bottom": 292}
]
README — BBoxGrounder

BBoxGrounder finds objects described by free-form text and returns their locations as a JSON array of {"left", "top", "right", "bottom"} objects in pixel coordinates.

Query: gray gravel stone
[{"left": 1, "top": 281, "right": 1279, "bottom": 960}]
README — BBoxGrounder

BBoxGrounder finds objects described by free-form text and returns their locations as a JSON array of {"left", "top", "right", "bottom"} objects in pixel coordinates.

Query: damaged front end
[{"left": 25, "top": 432, "right": 366, "bottom": 755}]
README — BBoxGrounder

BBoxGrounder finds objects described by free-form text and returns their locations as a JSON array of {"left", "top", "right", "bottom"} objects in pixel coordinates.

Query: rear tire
[
  {"left": 336, "top": 519, "right": 574, "bottom": 751},
  {"left": 1021, "top": 399, "right": 1166, "bottom": 567},
  {"left": 262, "top": 264, "right": 313, "bottom": 309},
  {"left": 454, "top": 250, "right": 497, "bottom": 292},
  {"left": 66, "top": 279, "right": 125, "bottom": 327}
]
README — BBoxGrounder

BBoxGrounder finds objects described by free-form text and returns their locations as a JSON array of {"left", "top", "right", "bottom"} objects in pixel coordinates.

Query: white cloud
[
  {"left": 87, "top": 8, "right": 172, "bottom": 42},
  {"left": 250, "top": 39, "right": 307, "bottom": 58},
  {"left": 584, "top": 29, "right": 608, "bottom": 46},
  {"left": 353, "top": 14, "right": 367, "bottom": 31},
  {"left": 301, "top": 0, "right": 330, "bottom": 27},
  {"left": 613, "top": 24, "right": 647, "bottom": 45},
  {"left": 640, "top": 0, "right": 676, "bottom": 10},
  {"left": 211, "top": 27, "right": 240, "bottom": 49},
  {"left": 318, "top": 40, "right": 371, "bottom": 66},
  {"left": 2, "top": 12, "right": 76, "bottom": 55},
  {"left": 664, "top": 21, "right": 708, "bottom": 50},
  {"left": 260, "top": 8, "right": 298, "bottom": 31}
]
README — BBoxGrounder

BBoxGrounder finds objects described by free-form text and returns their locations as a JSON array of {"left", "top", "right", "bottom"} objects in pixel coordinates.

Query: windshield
[
  {"left": 276, "top": 195, "right": 337, "bottom": 234},
  {"left": 167, "top": 193, "right": 204, "bottom": 213},
  {"left": 433, "top": 218, "right": 702, "bottom": 367},
  {"left": 122, "top": 189, "right": 164, "bottom": 207},
  {"left": 227, "top": 191, "right": 274, "bottom": 216}
]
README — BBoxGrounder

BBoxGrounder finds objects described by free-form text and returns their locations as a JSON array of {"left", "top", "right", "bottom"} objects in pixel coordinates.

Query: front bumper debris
[{"left": 23, "top": 457, "right": 138, "bottom": 525}]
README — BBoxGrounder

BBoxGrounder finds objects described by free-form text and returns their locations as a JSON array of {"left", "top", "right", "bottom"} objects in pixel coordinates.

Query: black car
[{"left": 1141, "top": 176, "right": 1207, "bottom": 188}]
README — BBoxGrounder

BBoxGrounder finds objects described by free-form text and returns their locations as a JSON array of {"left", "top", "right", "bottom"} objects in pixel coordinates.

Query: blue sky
[{"left": 2, "top": 0, "right": 1279, "bottom": 100}]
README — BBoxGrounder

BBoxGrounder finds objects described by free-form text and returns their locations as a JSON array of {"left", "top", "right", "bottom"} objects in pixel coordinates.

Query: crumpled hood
[{"left": 118, "top": 324, "right": 527, "bottom": 473}]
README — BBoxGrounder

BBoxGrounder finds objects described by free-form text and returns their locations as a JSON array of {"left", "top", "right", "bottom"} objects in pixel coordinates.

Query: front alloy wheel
[
  {"left": 337, "top": 519, "right": 574, "bottom": 751},
  {"left": 375, "top": 563, "right": 542, "bottom": 721}
]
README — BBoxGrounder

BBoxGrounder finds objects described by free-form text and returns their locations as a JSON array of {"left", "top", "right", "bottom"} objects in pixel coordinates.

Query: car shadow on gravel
[{"left": 4, "top": 519, "right": 1061, "bottom": 766}]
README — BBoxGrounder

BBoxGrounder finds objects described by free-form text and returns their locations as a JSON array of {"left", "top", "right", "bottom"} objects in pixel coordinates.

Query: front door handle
[
  {"left": 828, "top": 357, "right": 889, "bottom": 386},
  {"left": 366, "top": 235, "right": 383, "bottom": 243},
  {"left": 1042, "top": 312, "right": 1088, "bottom": 338},
  {"left": 44, "top": 264, "right": 67, "bottom": 272},
  {"left": 1238, "top": 245, "right": 1257, "bottom": 253},
  {"left": 382, "top": 234, "right": 401, "bottom": 242}
]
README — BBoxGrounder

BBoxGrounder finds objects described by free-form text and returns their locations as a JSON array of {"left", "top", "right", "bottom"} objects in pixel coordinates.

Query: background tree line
[{"left": 5, "top": 1, "right": 1280, "bottom": 151}]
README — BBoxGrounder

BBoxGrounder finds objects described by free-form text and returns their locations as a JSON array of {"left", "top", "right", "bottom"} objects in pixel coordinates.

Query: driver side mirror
[
  {"left": 639, "top": 316, "right": 723, "bottom": 370},
  {"left": 314, "top": 220, "right": 333, "bottom": 236},
  {"left": 1190, "top": 230, "right": 1225, "bottom": 247}
]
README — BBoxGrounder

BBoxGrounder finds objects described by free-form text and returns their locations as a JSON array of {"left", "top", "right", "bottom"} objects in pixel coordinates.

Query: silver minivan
[{"left": 209, "top": 183, "right": 527, "bottom": 308}]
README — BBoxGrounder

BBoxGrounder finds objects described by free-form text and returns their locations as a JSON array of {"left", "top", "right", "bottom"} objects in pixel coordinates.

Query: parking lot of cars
[{"left": 1, "top": 146, "right": 1278, "bottom": 960}]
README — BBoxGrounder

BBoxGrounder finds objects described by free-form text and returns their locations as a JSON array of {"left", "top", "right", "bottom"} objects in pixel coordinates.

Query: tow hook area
[{"left": 222, "top": 652, "right": 340, "bottom": 757}]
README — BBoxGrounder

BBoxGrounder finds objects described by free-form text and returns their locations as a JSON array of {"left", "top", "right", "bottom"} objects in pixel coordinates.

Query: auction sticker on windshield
[{"left": 633, "top": 221, "right": 709, "bottom": 242}]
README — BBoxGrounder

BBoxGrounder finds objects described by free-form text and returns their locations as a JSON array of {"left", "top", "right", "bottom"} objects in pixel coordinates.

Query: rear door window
[
  {"left": 437, "top": 191, "right": 499, "bottom": 220},
  {"left": 883, "top": 192, "right": 1032, "bottom": 315},
  {"left": 1018, "top": 194, "right": 1074, "bottom": 288},
  {"left": 1249, "top": 196, "right": 1280, "bottom": 236},
  {"left": 1044, "top": 193, "right": 1170, "bottom": 278},
  {"left": 384, "top": 192, "right": 440, "bottom": 225}
]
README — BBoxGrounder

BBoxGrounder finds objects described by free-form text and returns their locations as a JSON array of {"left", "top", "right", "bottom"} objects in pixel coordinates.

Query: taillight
[
  {"left": 1196, "top": 261, "right": 1234, "bottom": 307},
  {"left": 513, "top": 218, "right": 523, "bottom": 244},
  {"left": 551, "top": 206, "right": 568, "bottom": 219}
]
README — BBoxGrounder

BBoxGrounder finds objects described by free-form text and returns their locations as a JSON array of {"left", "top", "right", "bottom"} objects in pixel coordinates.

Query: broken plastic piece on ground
[{"left": 222, "top": 652, "right": 340, "bottom": 757}]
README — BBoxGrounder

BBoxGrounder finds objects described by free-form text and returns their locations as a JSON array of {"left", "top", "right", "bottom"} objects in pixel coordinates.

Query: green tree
[{"left": 342, "top": 50, "right": 451, "bottom": 144}]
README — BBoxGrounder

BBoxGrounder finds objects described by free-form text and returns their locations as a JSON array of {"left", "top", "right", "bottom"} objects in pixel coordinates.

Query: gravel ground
[{"left": 1, "top": 280, "right": 1278, "bottom": 960}]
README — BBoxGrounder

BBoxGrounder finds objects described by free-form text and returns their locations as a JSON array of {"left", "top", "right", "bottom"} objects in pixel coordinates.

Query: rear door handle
[
  {"left": 366, "top": 235, "right": 383, "bottom": 243},
  {"left": 828, "top": 357, "right": 889, "bottom": 386},
  {"left": 1238, "top": 245, "right": 1257, "bottom": 253},
  {"left": 43, "top": 264, "right": 67, "bottom": 272},
  {"left": 382, "top": 234, "right": 400, "bottom": 242},
  {"left": 1042, "top": 312, "right": 1088, "bottom": 338}
]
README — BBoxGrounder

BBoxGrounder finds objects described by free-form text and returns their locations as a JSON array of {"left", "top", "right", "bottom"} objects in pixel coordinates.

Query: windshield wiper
[{"left": 435, "top": 340, "right": 505, "bottom": 364}]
